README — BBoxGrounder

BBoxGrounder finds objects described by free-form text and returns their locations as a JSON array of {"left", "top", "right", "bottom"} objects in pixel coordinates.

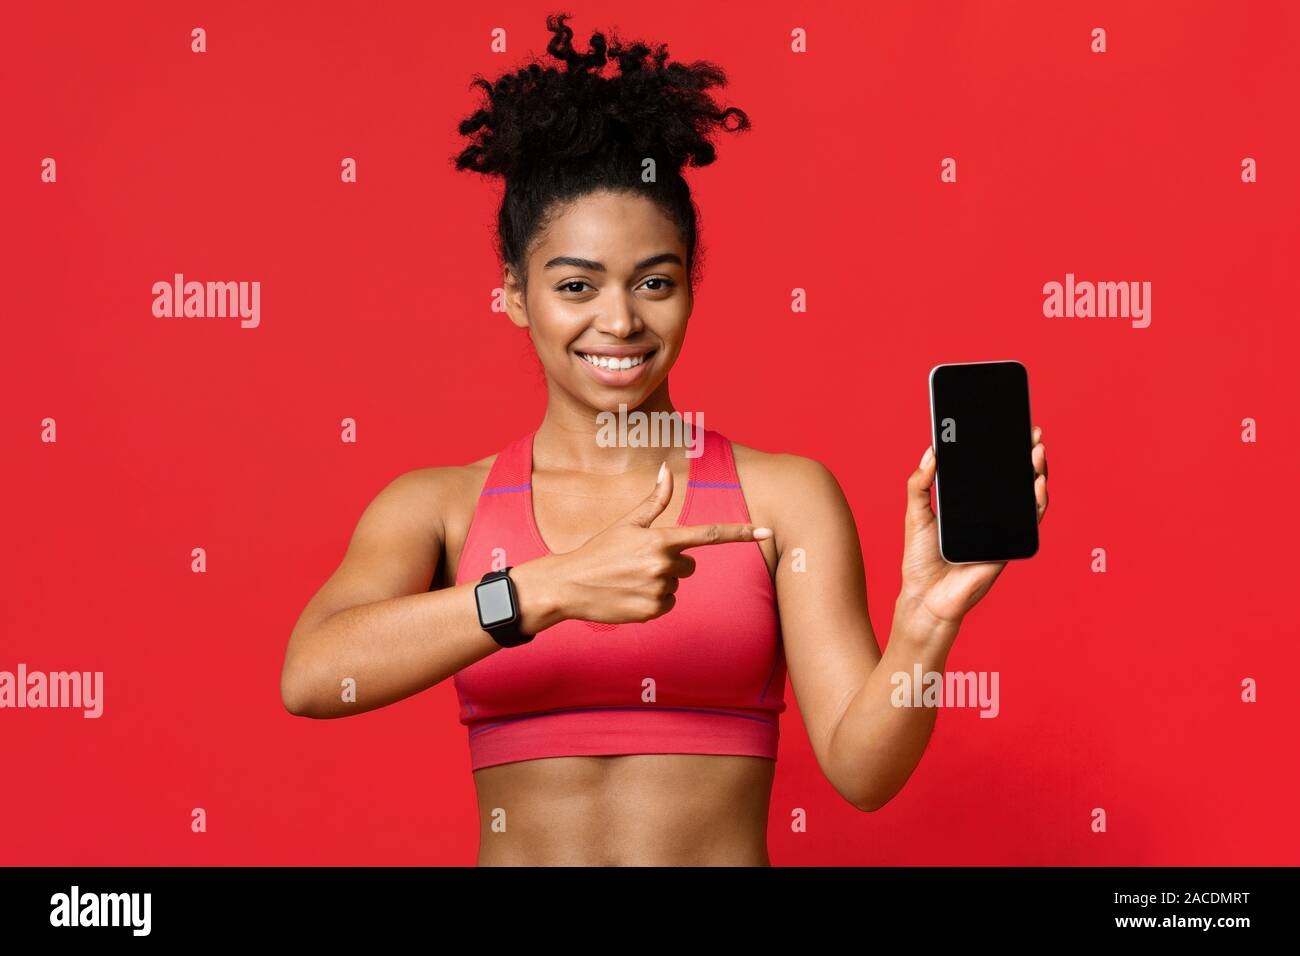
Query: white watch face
[{"left": 477, "top": 578, "right": 515, "bottom": 627}]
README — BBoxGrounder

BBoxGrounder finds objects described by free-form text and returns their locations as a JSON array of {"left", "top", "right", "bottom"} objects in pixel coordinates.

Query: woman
[{"left": 280, "top": 13, "right": 1049, "bottom": 866}]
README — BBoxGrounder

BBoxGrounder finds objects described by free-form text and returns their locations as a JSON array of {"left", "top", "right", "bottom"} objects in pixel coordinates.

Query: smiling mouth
[{"left": 575, "top": 350, "right": 656, "bottom": 370}]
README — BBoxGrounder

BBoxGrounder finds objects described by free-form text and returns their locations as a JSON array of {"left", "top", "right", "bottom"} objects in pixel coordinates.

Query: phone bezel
[{"left": 928, "top": 359, "right": 1039, "bottom": 565}]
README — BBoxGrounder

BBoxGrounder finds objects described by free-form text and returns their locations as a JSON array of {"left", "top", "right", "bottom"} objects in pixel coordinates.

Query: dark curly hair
[{"left": 452, "top": 12, "right": 751, "bottom": 297}]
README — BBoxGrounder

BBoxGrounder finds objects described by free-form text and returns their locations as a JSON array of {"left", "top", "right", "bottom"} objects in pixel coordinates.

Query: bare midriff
[{"left": 471, "top": 752, "right": 775, "bottom": 866}]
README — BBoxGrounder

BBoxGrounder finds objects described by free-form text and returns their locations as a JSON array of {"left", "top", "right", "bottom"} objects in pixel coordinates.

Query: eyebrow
[{"left": 543, "top": 252, "right": 683, "bottom": 272}]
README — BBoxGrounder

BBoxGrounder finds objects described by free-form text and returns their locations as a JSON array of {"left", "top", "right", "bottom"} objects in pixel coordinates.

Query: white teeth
[{"left": 579, "top": 352, "right": 648, "bottom": 370}]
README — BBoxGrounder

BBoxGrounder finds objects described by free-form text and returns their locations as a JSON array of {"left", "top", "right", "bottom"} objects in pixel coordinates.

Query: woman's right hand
[{"left": 512, "top": 461, "right": 770, "bottom": 631}]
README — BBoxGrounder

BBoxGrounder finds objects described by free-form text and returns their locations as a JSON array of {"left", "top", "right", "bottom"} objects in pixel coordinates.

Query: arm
[
  {"left": 761, "top": 430, "right": 1049, "bottom": 811},
  {"left": 825, "top": 592, "right": 961, "bottom": 813},
  {"left": 762, "top": 455, "right": 944, "bottom": 812},
  {"left": 279, "top": 469, "right": 564, "bottom": 719},
  {"left": 281, "top": 461, "right": 767, "bottom": 719}
]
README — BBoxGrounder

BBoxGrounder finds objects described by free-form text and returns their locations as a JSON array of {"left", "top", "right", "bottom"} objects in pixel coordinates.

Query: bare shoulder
[
  {"left": 728, "top": 438, "right": 862, "bottom": 588},
  {"left": 397, "top": 453, "right": 495, "bottom": 502},
  {"left": 729, "top": 439, "right": 852, "bottom": 533},
  {"left": 321, "top": 452, "right": 497, "bottom": 601},
  {"left": 387, "top": 452, "right": 496, "bottom": 542},
  {"left": 733, "top": 437, "right": 852, "bottom": 541}
]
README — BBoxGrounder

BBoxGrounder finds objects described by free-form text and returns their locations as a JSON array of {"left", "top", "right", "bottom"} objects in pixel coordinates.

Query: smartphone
[{"left": 928, "top": 360, "right": 1039, "bottom": 564}]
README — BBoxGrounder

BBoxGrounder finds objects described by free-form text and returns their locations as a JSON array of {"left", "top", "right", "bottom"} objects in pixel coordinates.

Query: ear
[{"left": 502, "top": 264, "right": 529, "bottom": 330}]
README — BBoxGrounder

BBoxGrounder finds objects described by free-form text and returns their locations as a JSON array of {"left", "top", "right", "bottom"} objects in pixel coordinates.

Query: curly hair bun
[{"left": 455, "top": 12, "right": 750, "bottom": 182}]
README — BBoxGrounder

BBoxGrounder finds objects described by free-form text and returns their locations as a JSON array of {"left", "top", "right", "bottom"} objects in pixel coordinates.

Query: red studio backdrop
[{"left": 3, "top": 1, "right": 1297, "bottom": 866}]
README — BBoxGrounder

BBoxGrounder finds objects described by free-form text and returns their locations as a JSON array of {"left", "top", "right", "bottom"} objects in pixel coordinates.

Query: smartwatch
[{"left": 474, "top": 567, "right": 533, "bottom": 647}]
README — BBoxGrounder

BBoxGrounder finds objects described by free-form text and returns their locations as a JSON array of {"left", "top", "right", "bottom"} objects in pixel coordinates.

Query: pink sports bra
[{"left": 451, "top": 427, "right": 787, "bottom": 771}]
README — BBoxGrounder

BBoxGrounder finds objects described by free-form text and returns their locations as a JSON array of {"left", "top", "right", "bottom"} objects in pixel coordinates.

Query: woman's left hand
[{"left": 899, "top": 425, "right": 1049, "bottom": 627}]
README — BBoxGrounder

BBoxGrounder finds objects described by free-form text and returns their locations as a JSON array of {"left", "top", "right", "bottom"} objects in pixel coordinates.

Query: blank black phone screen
[{"left": 929, "top": 361, "right": 1039, "bottom": 563}]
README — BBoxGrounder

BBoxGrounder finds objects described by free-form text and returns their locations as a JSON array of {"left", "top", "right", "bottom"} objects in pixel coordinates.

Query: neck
[{"left": 533, "top": 376, "right": 687, "bottom": 475}]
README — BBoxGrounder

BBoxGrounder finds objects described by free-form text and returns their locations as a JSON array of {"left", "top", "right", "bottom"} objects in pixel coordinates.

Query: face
[{"left": 503, "top": 188, "right": 692, "bottom": 412}]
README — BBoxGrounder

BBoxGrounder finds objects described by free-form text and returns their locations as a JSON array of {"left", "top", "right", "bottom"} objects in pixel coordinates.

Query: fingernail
[
  {"left": 753, "top": 527, "right": 772, "bottom": 539},
  {"left": 657, "top": 461, "right": 667, "bottom": 485},
  {"left": 920, "top": 446, "right": 934, "bottom": 468}
]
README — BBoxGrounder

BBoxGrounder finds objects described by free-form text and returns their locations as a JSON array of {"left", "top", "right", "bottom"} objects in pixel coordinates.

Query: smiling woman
[{"left": 279, "top": 11, "right": 1049, "bottom": 867}]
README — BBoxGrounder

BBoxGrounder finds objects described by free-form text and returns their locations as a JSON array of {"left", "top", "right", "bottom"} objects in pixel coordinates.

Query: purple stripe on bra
[
  {"left": 468, "top": 704, "right": 778, "bottom": 737},
  {"left": 481, "top": 484, "right": 532, "bottom": 495},
  {"left": 489, "top": 481, "right": 737, "bottom": 494}
]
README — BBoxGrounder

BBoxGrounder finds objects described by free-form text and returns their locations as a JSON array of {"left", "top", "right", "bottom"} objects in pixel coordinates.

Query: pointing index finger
[{"left": 662, "top": 523, "right": 772, "bottom": 551}]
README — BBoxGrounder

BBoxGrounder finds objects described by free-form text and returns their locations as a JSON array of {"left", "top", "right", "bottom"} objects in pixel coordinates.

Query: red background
[{"left": 3, "top": 1, "right": 1297, "bottom": 865}]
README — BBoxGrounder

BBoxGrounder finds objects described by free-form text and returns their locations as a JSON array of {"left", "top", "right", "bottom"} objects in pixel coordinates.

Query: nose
[{"left": 590, "top": 290, "right": 643, "bottom": 339}]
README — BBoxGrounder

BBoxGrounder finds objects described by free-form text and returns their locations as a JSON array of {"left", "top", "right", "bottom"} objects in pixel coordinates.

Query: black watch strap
[{"left": 475, "top": 567, "right": 533, "bottom": 647}]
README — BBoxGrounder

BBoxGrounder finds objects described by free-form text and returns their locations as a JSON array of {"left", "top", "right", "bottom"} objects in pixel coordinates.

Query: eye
[{"left": 556, "top": 277, "right": 677, "bottom": 295}]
